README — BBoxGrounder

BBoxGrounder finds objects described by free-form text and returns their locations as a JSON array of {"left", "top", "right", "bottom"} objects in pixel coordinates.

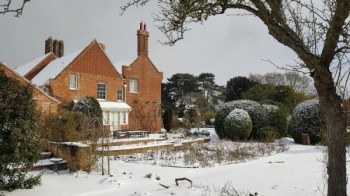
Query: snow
[
  {"left": 15, "top": 53, "right": 51, "bottom": 76},
  {"left": 99, "top": 101, "right": 132, "bottom": 111},
  {"left": 6, "top": 128, "right": 346, "bottom": 196},
  {"left": 31, "top": 49, "right": 83, "bottom": 86}
]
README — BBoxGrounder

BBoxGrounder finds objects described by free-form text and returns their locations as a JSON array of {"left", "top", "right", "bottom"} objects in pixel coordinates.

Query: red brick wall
[
  {"left": 0, "top": 63, "right": 59, "bottom": 115},
  {"left": 123, "top": 55, "right": 163, "bottom": 132},
  {"left": 49, "top": 41, "right": 124, "bottom": 106}
]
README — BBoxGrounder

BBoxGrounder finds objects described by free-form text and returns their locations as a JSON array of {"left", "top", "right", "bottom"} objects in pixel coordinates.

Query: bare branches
[
  {"left": 0, "top": 0, "right": 30, "bottom": 17},
  {"left": 120, "top": 0, "right": 150, "bottom": 15}
]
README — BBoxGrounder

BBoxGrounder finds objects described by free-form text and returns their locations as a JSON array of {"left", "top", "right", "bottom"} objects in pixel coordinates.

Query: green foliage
[
  {"left": 0, "top": 70, "right": 41, "bottom": 191},
  {"left": 262, "top": 104, "right": 288, "bottom": 137},
  {"left": 242, "top": 84, "right": 275, "bottom": 102},
  {"left": 202, "top": 110, "right": 216, "bottom": 125},
  {"left": 260, "top": 126, "right": 280, "bottom": 142},
  {"left": 242, "top": 84, "right": 309, "bottom": 114},
  {"left": 40, "top": 111, "right": 89, "bottom": 142},
  {"left": 224, "top": 109, "right": 252, "bottom": 140},
  {"left": 289, "top": 100, "right": 325, "bottom": 144},
  {"left": 163, "top": 108, "right": 173, "bottom": 131},
  {"left": 225, "top": 76, "right": 257, "bottom": 101},
  {"left": 72, "top": 96, "right": 102, "bottom": 126},
  {"left": 215, "top": 100, "right": 267, "bottom": 139}
]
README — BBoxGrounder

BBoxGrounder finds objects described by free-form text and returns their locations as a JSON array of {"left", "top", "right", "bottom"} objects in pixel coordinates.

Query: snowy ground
[{"left": 6, "top": 129, "right": 345, "bottom": 196}]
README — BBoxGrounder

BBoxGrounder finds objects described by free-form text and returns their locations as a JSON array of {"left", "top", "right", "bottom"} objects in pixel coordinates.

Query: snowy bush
[
  {"left": 262, "top": 104, "right": 288, "bottom": 138},
  {"left": 72, "top": 96, "right": 102, "bottom": 126},
  {"left": 224, "top": 109, "right": 252, "bottom": 140},
  {"left": 289, "top": 99, "right": 325, "bottom": 144},
  {"left": 215, "top": 100, "right": 267, "bottom": 139}
]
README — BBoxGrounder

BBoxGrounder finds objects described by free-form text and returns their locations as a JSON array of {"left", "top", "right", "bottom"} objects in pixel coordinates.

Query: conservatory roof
[{"left": 98, "top": 101, "right": 131, "bottom": 111}]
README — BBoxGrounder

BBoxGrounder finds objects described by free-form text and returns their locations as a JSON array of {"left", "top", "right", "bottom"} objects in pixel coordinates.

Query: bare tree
[
  {"left": 250, "top": 71, "right": 313, "bottom": 93},
  {"left": 0, "top": 0, "right": 30, "bottom": 17},
  {"left": 122, "top": 0, "right": 350, "bottom": 195}
]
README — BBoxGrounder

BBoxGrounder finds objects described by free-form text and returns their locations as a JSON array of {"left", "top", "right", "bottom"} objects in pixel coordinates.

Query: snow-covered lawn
[{"left": 6, "top": 129, "right": 342, "bottom": 196}]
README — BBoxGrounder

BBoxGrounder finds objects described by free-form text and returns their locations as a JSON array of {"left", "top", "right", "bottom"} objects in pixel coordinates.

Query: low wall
[{"left": 48, "top": 142, "right": 92, "bottom": 172}]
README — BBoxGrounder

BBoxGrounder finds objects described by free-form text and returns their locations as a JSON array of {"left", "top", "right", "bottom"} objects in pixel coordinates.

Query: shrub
[
  {"left": 0, "top": 70, "right": 41, "bottom": 191},
  {"left": 289, "top": 99, "right": 325, "bottom": 144},
  {"left": 40, "top": 111, "right": 88, "bottom": 142},
  {"left": 215, "top": 100, "right": 267, "bottom": 139},
  {"left": 72, "top": 96, "right": 102, "bottom": 126},
  {"left": 224, "top": 109, "right": 252, "bottom": 140},
  {"left": 262, "top": 104, "right": 288, "bottom": 138}
]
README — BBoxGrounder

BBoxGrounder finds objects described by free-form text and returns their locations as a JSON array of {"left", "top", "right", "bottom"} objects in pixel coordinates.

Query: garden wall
[{"left": 48, "top": 142, "right": 92, "bottom": 172}]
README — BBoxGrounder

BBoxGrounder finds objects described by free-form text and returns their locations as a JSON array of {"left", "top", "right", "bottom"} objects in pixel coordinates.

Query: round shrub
[
  {"left": 72, "top": 96, "right": 102, "bottom": 126},
  {"left": 224, "top": 109, "right": 252, "bottom": 140},
  {"left": 289, "top": 99, "right": 325, "bottom": 144},
  {"left": 215, "top": 100, "right": 267, "bottom": 139},
  {"left": 262, "top": 104, "right": 288, "bottom": 137}
]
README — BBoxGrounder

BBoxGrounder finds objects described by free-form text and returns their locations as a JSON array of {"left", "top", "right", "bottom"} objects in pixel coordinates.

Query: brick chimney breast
[{"left": 137, "top": 22, "right": 149, "bottom": 56}]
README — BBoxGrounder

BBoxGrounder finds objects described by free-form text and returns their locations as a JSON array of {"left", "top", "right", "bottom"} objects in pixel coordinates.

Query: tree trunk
[{"left": 313, "top": 67, "right": 347, "bottom": 195}]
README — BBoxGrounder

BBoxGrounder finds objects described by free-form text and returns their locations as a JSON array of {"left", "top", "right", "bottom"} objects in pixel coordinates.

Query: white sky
[{"left": 0, "top": 0, "right": 298, "bottom": 85}]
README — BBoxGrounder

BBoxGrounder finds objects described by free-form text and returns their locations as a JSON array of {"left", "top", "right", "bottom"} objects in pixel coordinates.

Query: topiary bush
[
  {"left": 289, "top": 99, "right": 325, "bottom": 144},
  {"left": 215, "top": 100, "right": 267, "bottom": 139},
  {"left": 224, "top": 109, "right": 252, "bottom": 140},
  {"left": 262, "top": 104, "right": 288, "bottom": 138}
]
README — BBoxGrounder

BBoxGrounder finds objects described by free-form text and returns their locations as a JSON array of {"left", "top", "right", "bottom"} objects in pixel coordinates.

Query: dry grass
[{"left": 116, "top": 140, "right": 288, "bottom": 168}]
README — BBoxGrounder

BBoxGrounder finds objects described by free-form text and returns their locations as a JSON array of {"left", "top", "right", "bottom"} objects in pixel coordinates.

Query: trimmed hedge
[
  {"left": 289, "top": 99, "right": 325, "bottom": 144},
  {"left": 224, "top": 109, "right": 252, "bottom": 140}
]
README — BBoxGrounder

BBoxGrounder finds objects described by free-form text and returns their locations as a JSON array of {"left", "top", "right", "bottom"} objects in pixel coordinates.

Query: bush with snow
[
  {"left": 262, "top": 104, "right": 288, "bottom": 137},
  {"left": 215, "top": 100, "right": 267, "bottom": 139},
  {"left": 289, "top": 99, "right": 325, "bottom": 144},
  {"left": 72, "top": 96, "right": 102, "bottom": 125},
  {"left": 224, "top": 109, "right": 252, "bottom": 140}
]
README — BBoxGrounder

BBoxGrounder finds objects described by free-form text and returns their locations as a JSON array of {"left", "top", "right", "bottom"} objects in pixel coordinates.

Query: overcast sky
[{"left": 0, "top": 0, "right": 298, "bottom": 85}]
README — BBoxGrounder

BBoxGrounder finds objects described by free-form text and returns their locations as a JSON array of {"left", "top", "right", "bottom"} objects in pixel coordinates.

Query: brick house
[
  {"left": 0, "top": 61, "right": 59, "bottom": 115},
  {"left": 14, "top": 23, "right": 163, "bottom": 133}
]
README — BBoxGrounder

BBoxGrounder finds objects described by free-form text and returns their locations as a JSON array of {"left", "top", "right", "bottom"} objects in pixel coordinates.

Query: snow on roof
[
  {"left": 15, "top": 53, "right": 52, "bottom": 76},
  {"left": 99, "top": 101, "right": 132, "bottom": 111},
  {"left": 31, "top": 49, "right": 83, "bottom": 86}
]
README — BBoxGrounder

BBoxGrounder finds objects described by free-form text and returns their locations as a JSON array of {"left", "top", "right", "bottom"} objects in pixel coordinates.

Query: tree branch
[{"left": 0, "top": 0, "right": 30, "bottom": 17}]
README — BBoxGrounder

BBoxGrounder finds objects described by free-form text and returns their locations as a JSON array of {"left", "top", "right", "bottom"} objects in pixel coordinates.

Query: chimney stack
[
  {"left": 53, "top": 39, "right": 59, "bottom": 57},
  {"left": 58, "top": 40, "right": 64, "bottom": 57},
  {"left": 45, "top": 37, "right": 64, "bottom": 57},
  {"left": 137, "top": 22, "right": 149, "bottom": 56},
  {"left": 45, "top": 37, "right": 53, "bottom": 54}
]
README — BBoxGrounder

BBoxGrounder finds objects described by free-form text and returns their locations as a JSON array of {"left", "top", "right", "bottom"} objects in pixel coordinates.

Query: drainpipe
[{"left": 123, "top": 84, "right": 127, "bottom": 102}]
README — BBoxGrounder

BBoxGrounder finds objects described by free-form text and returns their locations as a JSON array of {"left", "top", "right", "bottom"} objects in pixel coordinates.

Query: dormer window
[
  {"left": 69, "top": 75, "right": 78, "bottom": 90},
  {"left": 129, "top": 79, "right": 138, "bottom": 93}
]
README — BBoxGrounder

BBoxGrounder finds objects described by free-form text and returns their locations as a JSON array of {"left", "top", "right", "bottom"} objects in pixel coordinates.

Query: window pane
[
  {"left": 69, "top": 75, "right": 78, "bottom": 90},
  {"left": 97, "top": 83, "right": 106, "bottom": 99},
  {"left": 117, "top": 89, "right": 123, "bottom": 101},
  {"left": 129, "top": 79, "right": 138, "bottom": 93}
]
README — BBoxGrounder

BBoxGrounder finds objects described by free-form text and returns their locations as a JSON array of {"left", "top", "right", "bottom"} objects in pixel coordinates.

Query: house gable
[
  {"left": 0, "top": 61, "right": 60, "bottom": 115},
  {"left": 47, "top": 40, "right": 125, "bottom": 105}
]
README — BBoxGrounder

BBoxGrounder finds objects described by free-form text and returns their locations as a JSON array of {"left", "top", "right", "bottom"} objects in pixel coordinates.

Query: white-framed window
[
  {"left": 69, "top": 75, "right": 78, "bottom": 90},
  {"left": 117, "top": 89, "right": 123, "bottom": 101},
  {"left": 129, "top": 79, "right": 138, "bottom": 93},
  {"left": 97, "top": 83, "right": 107, "bottom": 100},
  {"left": 121, "top": 111, "right": 127, "bottom": 124}
]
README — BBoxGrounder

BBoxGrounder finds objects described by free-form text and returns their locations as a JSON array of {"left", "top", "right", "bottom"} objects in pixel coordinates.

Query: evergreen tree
[
  {"left": 162, "top": 107, "right": 173, "bottom": 132},
  {"left": 0, "top": 70, "right": 41, "bottom": 191},
  {"left": 225, "top": 76, "right": 257, "bottom": 101}
]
